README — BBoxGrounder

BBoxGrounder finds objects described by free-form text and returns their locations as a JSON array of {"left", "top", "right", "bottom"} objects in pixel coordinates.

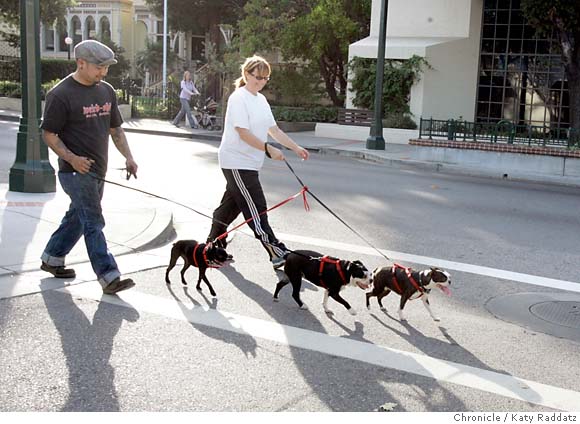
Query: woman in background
[{"left": 172, "top": 70, "right": 200, "bottom": 129}]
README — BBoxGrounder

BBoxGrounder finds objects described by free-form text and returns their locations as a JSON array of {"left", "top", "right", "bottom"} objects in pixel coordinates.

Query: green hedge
[
  {"left": 0, "top": 58, "right": 76, "bottom": 84},
  {"left": 271, "top": 106, "right": 338, "bottom": 123}
]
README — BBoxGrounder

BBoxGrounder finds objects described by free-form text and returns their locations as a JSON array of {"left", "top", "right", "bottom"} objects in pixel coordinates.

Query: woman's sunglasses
[{"left": 250, "top": 73, "right": 270, "bottom": 82}]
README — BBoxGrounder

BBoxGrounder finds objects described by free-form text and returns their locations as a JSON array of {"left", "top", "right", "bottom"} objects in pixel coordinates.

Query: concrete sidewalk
[{"left": 123, "top": 118, "right": 580, "bottom": 188}]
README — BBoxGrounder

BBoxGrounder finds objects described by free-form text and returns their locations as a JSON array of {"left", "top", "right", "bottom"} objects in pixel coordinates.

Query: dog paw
[
  {"left": 432, "top": 317, "right": 441, "bottom": 322},
  {"left": 380, "top": 307, "right": 387, "bottom": 312},
  {"left": 348, "top": 308, "right": 357, "bottom": 316},
  {"left": 300, "top": 304, "right": 309, "bottom": 310},
  {"left": 324, "top": 308, "right": 333, "bottom": 315},
  {"left": 273, "top": 297, "right": 279, "bottom": 302}
]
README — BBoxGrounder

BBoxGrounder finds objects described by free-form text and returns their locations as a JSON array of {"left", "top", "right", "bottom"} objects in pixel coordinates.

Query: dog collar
[{"left": 193, "top": 243, "right": 222, "bottom": 269}]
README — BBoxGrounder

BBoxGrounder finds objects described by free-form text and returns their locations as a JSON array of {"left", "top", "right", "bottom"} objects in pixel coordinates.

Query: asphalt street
[{"left": 1, "top": 126, "right": 580, "bottom": 412}]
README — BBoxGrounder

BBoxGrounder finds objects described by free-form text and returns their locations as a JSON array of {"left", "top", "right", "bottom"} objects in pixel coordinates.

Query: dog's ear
[{"left": 423, "top": 270, "right": 433, "bottom": 284}]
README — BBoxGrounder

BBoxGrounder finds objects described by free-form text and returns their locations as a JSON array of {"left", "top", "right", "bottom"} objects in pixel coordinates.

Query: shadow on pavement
[
  {"left": 41, "top": 282, "right": 140, "bottom": 411},
  {"left": 219, "top": 264, "right": 468, "bottom": 412},
  {"left": 166, "top": 283, "right": 258, "bottom": 358}
]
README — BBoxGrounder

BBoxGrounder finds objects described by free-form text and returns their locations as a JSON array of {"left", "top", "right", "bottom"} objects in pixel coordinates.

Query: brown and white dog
[
  {"left": 165, "top": 240, "right": 232, "bottom": 296},
  {"left": 366, "top": 264, "right": 451, "bottom": 321},
  {"left": 274, "top": 249, "right": 371, "bottom": 315}
]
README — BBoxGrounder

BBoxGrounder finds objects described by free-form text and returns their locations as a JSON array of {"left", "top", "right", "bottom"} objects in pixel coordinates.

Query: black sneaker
[
  {"left": 103, "top": 277, "right": 135, "bottom": 295},
  {"left": 41, "top": 262, "right": 76, "bottom": 278}
]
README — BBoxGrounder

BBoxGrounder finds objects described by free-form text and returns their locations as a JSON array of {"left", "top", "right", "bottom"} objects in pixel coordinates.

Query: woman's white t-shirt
[{"left": 218, "top": 86, "right": 276, "bottom": 171}]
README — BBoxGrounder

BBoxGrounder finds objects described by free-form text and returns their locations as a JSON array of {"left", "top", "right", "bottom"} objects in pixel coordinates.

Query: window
[{"left": 475, "top": 0, "right": 569, "bottom": 129}]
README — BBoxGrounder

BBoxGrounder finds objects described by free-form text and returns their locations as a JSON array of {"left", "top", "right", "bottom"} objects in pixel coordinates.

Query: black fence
[
  {"left": 419, "top": 118, "right": 579, "bottom": 149},
  {"left": 130, "top": 82, "right": 181, "bottom": 120}
]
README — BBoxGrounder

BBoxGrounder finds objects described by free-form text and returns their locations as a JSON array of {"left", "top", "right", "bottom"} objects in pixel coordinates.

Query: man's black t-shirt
[{"left": 41, "top": 74, "right": 123, "bottom": 177}]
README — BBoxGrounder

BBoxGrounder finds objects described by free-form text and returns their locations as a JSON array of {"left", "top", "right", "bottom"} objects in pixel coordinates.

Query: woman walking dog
[{"left": 206, "top": 55, "right": 309, "bottom": 269}]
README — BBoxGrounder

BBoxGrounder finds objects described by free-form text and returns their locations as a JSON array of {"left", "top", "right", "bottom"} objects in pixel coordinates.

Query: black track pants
[{"left": 207, "top": 169, "right": 287, "bottom": 260}]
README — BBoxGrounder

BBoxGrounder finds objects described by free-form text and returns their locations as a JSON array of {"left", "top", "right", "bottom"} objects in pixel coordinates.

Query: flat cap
[{"left": 74, "top": 40, "right": 117, "bottom": 66}]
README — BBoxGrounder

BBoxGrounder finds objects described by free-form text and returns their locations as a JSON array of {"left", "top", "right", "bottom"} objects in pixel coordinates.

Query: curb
[
  {"left": 123, "top": 126, "right": 222, "bottom": 142},
  {"left": 0, "top": 114, "right": 19, "bottom": 122}
]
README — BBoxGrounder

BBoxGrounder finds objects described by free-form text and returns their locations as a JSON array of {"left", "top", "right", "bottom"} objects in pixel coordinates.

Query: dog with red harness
[
  {"left": 366, "top": 264, "right": 451, "bottom": 321},
  {"left": 165, "top": 240, "right": 232, "bottom": 296},
  {"left": 274, "top": 249, "right": 371, "bottom": 315}
]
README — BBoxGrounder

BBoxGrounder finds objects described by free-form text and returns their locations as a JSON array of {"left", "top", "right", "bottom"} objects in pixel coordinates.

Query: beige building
[
  {"left": 347, "top": 0, "right": 570, "bottom": 130},
  {"left": 0, "top": 0, "right": 206, "bottom": 80}
]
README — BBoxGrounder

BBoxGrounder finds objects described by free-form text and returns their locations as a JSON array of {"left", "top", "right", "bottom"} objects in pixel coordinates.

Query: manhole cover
[{"left": 529, "top": 301, "right": 580, "bottom": 329}]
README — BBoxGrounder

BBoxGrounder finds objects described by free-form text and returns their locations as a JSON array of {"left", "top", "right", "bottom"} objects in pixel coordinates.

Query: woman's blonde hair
[
  {"left": 182, "top": 70, "right": 191, "bottom": 81},
  {"left": 234, "top": 55, "right": 271, "bottom": 89}
]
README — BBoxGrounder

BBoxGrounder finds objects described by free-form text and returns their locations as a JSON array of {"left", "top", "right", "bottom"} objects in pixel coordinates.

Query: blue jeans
[
  {"left": 172, "top": 98, "right": 199, "bottom": 128},
  {"left": 41, "top": 172, "right": 120, "bottom": 287}
]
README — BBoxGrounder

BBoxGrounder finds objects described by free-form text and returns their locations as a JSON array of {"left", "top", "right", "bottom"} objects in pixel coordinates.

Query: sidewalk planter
[
  {"left": 409, "top": 139, "right": 580, "bottom": 181},
  {"left": 315, "top": 123, "right": 418, "bottom": 145},
  {"left": 277, "top": 121, "right": 316, "bottom": 132}
]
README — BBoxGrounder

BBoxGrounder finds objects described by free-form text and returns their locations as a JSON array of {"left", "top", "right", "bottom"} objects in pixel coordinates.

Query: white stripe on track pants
[{"left": 207, "top": 169, "right": 287, "bottom": 260}]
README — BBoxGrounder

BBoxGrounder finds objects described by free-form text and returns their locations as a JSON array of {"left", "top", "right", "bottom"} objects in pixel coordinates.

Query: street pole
[
  {"left": 162, "top": 0, "right": 168, "bottom": 101},
  {"left": 65, "top": 36, "right": 72, "bottom": 60},
  {"left": 366, "top": 0, "right": 388, "bottom": 150},
  {"left": 9, "top": 0, "right": 56, "bottom": 193}
]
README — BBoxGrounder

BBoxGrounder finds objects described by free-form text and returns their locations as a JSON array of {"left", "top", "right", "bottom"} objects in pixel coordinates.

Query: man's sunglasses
[{"left": 250, "top": 73, "right": 270, "bottom": 81}]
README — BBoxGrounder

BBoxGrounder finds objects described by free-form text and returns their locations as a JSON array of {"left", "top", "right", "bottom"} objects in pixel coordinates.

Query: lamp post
[
  {"left": 162, "top": 0, "right": 168, "bottom": 101},
  {"left": 366, "top": 0, "right": 388, "bottom": 150},
  {"left": 65, "top": 36, "right": 72, "bottom": 60},
  {"left": 9, "top": 0, "right": 55, "bottom": 193}
]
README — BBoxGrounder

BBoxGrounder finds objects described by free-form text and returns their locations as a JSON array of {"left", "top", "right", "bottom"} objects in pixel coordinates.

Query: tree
[
  {"left": 239, "top": 0, "right": 371, "bottom": 107},
  {"left": 135, "top": 40, "right": 180, "bottom": 77},
  {"left": 0, "top": 0, "right": 75, "bottom": 47},
  {"left": 144, "top": 0, "right": 247, "bottom": 35},
  {"left": 521, "top": 0, "right": 580, "bottom": 131}
]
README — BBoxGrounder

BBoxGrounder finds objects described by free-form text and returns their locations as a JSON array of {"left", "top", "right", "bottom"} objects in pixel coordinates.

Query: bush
[
  {"left": 382, "top": 113, "right": 418, "bottom": 130},
  {"left": 271, "top": 105, "right": 338, "bottom": 123},
  {"left": 41, "top": 79, "right": 61, "bottom": 97},
  {"left": 349, "top": 55, "right": 430, "bottom": 116},
  {"left": 0, "top": 80, "right": 20, "bottom": 97},
  {"left": 41, "top": 59, "right": 76, "bottom": 83}
]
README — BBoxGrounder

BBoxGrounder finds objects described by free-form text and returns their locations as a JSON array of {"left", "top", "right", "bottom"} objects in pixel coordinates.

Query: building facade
[
  {"left": 348, "top": 0, "right": 570, "bottom": 129},
  {"left": 0, "top": 0, "right": 207, "bottom": 79}
]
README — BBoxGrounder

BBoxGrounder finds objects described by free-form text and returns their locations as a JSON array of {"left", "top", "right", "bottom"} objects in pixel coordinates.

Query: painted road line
[
  {"left": 277, "top": 232, "right": 580, "bottom": 293},
  {"left": 60, "top": 284, "right": 580, "bottom": 412}
]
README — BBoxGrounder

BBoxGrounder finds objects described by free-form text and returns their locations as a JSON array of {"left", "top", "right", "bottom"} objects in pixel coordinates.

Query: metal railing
[
  {"left": 419, "top": 118, "right": 579, "bottom": 149},
  {"left": 130, "top": 82, "right": 180, "bottom": 119}
]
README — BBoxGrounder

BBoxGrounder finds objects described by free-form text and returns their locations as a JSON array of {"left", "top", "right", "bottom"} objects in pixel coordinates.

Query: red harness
[
  {"left": 392, "top": 263, "right": 425, "bottom": 296},
  {"left": 192, "top": 243, "right": 222, "bottom": 269},
  {"left": 318, "top": 256, "right": 348, "bottom": 289}
]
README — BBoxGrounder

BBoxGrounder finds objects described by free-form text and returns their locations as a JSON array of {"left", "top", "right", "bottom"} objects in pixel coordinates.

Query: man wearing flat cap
[{"left": 40, "top": 39, "right": 139, "bottom": 294}]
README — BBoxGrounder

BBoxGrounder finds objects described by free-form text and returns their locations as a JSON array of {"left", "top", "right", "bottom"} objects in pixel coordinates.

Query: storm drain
[
  {"left": 529, "top": 301, "right": 580, "bottom": 329},
  {"left": 485, "top": 293, "right": 580, "bottom": 342}
]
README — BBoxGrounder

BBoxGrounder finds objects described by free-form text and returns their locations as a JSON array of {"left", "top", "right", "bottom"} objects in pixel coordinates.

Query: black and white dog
[
  {"left": 366, "top": 264, "right": 451, "bottom": 321},
  {"left": 274, "top": 249, "right": 371, "bottom": 315},
  {"left": 165, "top": 240, "right": 232, "bottom": 296}
]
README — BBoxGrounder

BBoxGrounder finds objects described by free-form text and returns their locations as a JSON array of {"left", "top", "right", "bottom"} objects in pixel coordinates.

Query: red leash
[{"left": 215, "top": 187, "right": 309, "bottom": 242}]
